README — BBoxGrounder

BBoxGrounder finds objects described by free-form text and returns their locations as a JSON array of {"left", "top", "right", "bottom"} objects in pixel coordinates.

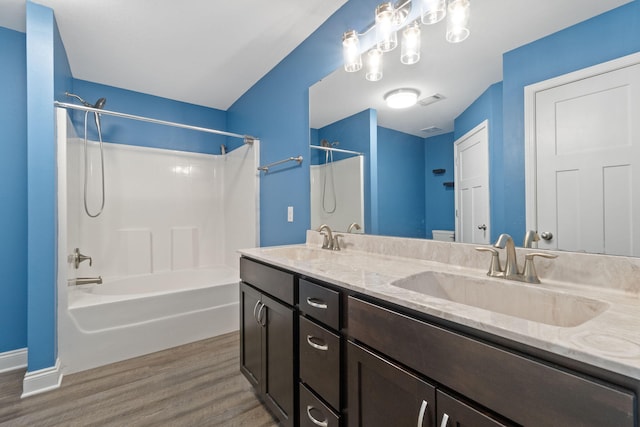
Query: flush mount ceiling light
[
  {"left": 342, "top": 0, "right": 471, "bottom": 80},
  {"left": 384, "top": 88, "right": 420, "bottom": 109}
]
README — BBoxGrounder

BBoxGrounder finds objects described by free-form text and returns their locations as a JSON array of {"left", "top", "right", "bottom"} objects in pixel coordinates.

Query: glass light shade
[
  {"left": 384, "top": 89, "right": 420, "bottom": 109},
  {"left": 446, "top": 0, "right": 470, "bottom": 43},
  {"left": 375, "top": 2, "right": 398, "bottom": 52},
  {"left": 365, "top": 49, "right": 383, "bottom": 81},
  {"left": 342, "top": 30, "right": 362, "bottom": 72},
  {"left": 401, "top": 22, "right": 421, "bottom": 65},
  {"left": 421, "top": 0, "right": 446, "bottom": 25}
]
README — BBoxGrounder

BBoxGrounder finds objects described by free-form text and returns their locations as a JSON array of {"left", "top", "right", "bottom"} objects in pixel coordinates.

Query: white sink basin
[{"left": 391, "top": 271, "right": 608, "bottom": 327}]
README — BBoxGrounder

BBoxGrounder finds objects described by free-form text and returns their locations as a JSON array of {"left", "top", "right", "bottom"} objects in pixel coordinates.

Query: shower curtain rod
[
  {"left": 54, "top": 101, "right": 258, "bottom": 144},
  {"left": 310, "top": 145, "right": 363, "bottom": 156}
]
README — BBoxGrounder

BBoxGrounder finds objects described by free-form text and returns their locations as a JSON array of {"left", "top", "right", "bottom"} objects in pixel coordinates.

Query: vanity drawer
[
  {"left": 348, "top": 296, "right": 635, "bottom": 427},
  {"left": 300, "top": 383, "right": 340, "bottom": 427},
  {"left": 300, "top": 315, "right": 341, "bottom": 410},
  {"left": 299, "top": 278, "right": 340, "bottom": 330},
  {"left": 240, "top": 257, "right": 294, "bottom": 305}
]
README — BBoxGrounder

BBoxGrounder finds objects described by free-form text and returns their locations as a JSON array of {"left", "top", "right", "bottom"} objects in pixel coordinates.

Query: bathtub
[{"left": 60, "top": 267, "right": 240, "bottom": 374}]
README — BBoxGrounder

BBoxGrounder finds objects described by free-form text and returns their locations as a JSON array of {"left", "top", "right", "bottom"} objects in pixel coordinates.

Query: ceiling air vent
[
  {"left": 420, "top": 126, "right": 444, "bottom": 135},
  {"left": 418, "top": 93, "right": 445, "bottom": 107}
]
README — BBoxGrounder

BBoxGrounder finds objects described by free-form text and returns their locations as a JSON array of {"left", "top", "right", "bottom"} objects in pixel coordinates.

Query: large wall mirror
[{"left": 309, "top": 0, "right": 639, "bottom": 256}]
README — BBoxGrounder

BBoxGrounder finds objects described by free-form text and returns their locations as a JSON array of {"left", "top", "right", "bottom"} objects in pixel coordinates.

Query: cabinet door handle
[
  {"left": 306, "top": 405, "right": 329, "bottom": 427},
  {"left": 257, "top": 303, "right": 266, "bottom": 327},
  {"left": 252, "top": 300, "right": 261, "bottom": 324},
  {"left": 417, "top": 399, "right": 428, "bottom": 427},
  {"left": 440, "top": 413, "right": 449, "bottom": 427},
  {"left": 306, "top": 335, "right": 329, "bottom": 351},
  {"left": 306, "top": 297, "right": 328, "bottom": 309}
]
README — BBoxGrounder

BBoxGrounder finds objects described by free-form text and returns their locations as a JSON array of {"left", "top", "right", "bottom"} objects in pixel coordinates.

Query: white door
[
  {"left": 533, "top": 62, "right": 640, "bottom": 256},
  {"left": 455, "top": 120, "right": 490, "bottom": 244}
]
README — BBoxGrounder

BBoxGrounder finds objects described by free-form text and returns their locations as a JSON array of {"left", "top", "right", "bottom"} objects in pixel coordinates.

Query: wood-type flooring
[{"left": 0, "top": 332, "right": 278, "bottom": 426}]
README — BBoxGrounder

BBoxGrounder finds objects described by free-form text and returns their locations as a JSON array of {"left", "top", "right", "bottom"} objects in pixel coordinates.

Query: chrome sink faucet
[
  {"left": 494, "top": 233, "right": 519, "bottom": 279},
  {"left": 477, "top": 233, "right": 557, "bottom": 284},
  {"left": 317, "top": 224, "right": 340, "bottom": 251}
]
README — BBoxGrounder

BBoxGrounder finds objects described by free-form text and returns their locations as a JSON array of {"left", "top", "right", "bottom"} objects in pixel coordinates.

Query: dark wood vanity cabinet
[
  {"left": 347, "top": 341, "right": 437, "bottom": 427},
  {"left": 239, "top": 256, "right": 638, "bottom": 427},
  {"left": 298, "top": 278, "right": 343, "bottom": 426},
  {"left": 240, "top": 259, "right": 296, "bottom": 427}
]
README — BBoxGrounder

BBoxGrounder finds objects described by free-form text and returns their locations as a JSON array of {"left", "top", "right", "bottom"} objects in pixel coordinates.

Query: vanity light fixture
[
  {"left": 375, "top": 2, "right": 398, "bottom": 52},
  {"left": 401, "top": 21, "right": 421, "bottom": 64},
  {"left": 342, "top": 0, "right": 471, "bottom": 79},
  {"left": 421, "top": 0, "right": 447, "bottom": 24},
  {"left": 366, "top": 48, "right": 384, "bottom": 81},
  {"left": 446, "top": 0, "right": 471, "bottom": 43},
  {"left": 342, "top": 30, "right": 362, "bottom": 72},
  {"left": 384, "top": 88, "right": 420, "bottom": 109}
]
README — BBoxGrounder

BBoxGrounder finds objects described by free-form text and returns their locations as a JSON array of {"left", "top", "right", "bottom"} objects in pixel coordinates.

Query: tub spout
[{"left": 68, "top": 276, "right": 102, "bottom": 286}]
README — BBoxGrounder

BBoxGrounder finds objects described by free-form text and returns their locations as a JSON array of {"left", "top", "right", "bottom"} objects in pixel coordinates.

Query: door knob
[
  {"left": 540, "top": 231, "right": 553, "bottom": 241},
  {"left": 477, "top": 224, "right": 487, "bottom": 231}
]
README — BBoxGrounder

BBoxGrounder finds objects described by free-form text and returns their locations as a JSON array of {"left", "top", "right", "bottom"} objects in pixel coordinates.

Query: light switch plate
[{"left": 287, "top": 206, "right": 294, "bottom": 222}]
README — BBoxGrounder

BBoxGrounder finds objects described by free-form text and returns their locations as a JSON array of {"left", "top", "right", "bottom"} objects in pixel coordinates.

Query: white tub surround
[
  {"left": 239, "top": 232, "right": 640, "bottom": 381},
  {"left": 57, "top": 108, "right": 259, "bottom": 375}
]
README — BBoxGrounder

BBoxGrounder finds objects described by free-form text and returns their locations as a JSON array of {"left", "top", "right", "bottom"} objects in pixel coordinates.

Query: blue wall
[
  {"left": 424, "top": 132, "right": 455, "bottom": 239},
  {"left": 377, "top": 126, "right": 425, "bottom": 238},
  {"left": 25, "top": 1, "right": 73, "bottom": 370},
  {"left": 501, "top": 1, "right": 640, "bottom": 239},
  {"left": 227, "top": 0, "right": 381, "bottom": 246},
  {"left": 454, "top": 82, "right": 503, "bottom": 242},
  {"left": 315, "top": 109, "right": 377, "bottom": 233},
  {"left": 70, "top": 80, "right": 228, "bottom": 154},
  {"left": 0, "top": 27, "right": 27, "bottom": 354}
]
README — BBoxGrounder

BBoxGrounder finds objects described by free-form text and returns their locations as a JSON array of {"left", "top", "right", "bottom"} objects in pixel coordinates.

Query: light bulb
[
  {"left": 421, "top": 0, "right": 446, "bottom": 25},
  {"left": 446, "top": 0, "right": 470, "bottom": 43},
  {"left": 401, "top": 21, "right": 421, "bottom": 65},
  {"left": 375, "top": 2, "right": 398, "bottom": 52},
  {"left": 366, "top": 49, "right": 383, "bottom": 81},
  {"left": 342, "top": 30, "right": 362, "bottom": 72}
]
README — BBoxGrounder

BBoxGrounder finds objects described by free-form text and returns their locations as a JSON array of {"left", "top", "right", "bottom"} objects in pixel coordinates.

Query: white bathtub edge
[
  {"left": 21, "top": 358, "right": 63, "bottom": 398},
  {"left": 0, "top": 348, "right": 28, "bottom": 373}
]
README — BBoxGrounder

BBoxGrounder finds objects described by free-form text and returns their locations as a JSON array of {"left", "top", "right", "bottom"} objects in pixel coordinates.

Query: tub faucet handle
[{"left": 70, "top": 248, "right": 92, "bottom": 269}]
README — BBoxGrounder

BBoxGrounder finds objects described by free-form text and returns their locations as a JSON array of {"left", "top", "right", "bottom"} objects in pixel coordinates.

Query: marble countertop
[{"left": 239, "top": 242, "right": 640, "bottom": 381}]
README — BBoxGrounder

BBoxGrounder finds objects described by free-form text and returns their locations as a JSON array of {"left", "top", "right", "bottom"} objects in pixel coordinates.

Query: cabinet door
[
  {"left": 263, "top": 294, "right": 295, "bottom": 427},
  {"left": 437, "top": 390, "right": 512, "bottom": 427},
  {"left": 239, "top": 282, "right": 262, "bottom": 387},
  {"left": 347, "top": 341, "right": 436, "bottom": 427}
]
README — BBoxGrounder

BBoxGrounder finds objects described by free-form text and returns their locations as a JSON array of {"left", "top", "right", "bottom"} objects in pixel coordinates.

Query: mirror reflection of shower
[
  {"left": 66, "top": 92, "right": 107, "bottom": 218},
  {"left": 320, "top": 139, "right": 337, "bottom": 214}
]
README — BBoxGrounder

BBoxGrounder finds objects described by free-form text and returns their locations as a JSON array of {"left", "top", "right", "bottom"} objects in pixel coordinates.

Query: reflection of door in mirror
[
  {"left": 310, "top": 150, "right": 365, "bottom": 233},
  {"left": 527, "top": 54, "right": 640, "bottom": 256},
  {"left": 455, "top": 120, "right": 490, "bottom": 244}
]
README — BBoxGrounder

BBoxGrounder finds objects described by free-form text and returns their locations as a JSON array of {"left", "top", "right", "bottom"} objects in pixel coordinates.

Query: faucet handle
[
  {"left": 70, "top": 248, "right": 92, "bottom": 269},
  {"left": 522, "top": 252, "right": 558, "bottom": 284},
  {"left": 319, "top": 231, "right": 331, "bottom": 249},
  {"left": 475, "top": 247, "right": 503, "bottom": 277}
]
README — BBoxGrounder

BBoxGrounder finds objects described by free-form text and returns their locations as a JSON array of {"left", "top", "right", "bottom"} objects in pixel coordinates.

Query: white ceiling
[
  {"left": 310, "top": 0, "right": 633, "bottom": 137},
  {"left": 0, "top": 0, "right": 347, "bottom": 110}
]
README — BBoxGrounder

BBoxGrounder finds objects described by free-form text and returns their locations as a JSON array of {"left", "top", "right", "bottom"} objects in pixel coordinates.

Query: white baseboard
[
  {"left": 21, "top": 358, "right": 63, "bottom": 398},
  {"left": 0, "top": 348, "right": 28, "bottom": 373}
]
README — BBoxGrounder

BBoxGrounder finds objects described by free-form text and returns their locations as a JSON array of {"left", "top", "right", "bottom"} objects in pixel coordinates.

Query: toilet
[{"left": 432, "top": 230, "right": 455, "bottom": 242}]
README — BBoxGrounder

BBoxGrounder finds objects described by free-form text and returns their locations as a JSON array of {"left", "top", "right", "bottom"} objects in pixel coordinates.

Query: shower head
[
  {"left": 66, "top": 92, "right": 107, "bottom": 109},
  {"left": 94, "top": 97, "right": 107, "bottom": 109}
]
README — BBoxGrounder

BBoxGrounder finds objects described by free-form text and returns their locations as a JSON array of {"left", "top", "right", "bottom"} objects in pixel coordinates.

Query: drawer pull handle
[
  {"left": 306, "top": 405, "right": 329, "bottom": 427},
  {"left": 257, "top": 303, "right": 266, "bottom": 327},
  {"left": 417, "top": 399, "right": 428, "bottom": 427},
  {"left": 306, "top": 335, "right": 329, "bottom": 351},
  {"left": 306, "top": 297, "right": 328, "bottom": 309},
  {"left": 440, "top": 413, "right": 449, "bottom": 427}
]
